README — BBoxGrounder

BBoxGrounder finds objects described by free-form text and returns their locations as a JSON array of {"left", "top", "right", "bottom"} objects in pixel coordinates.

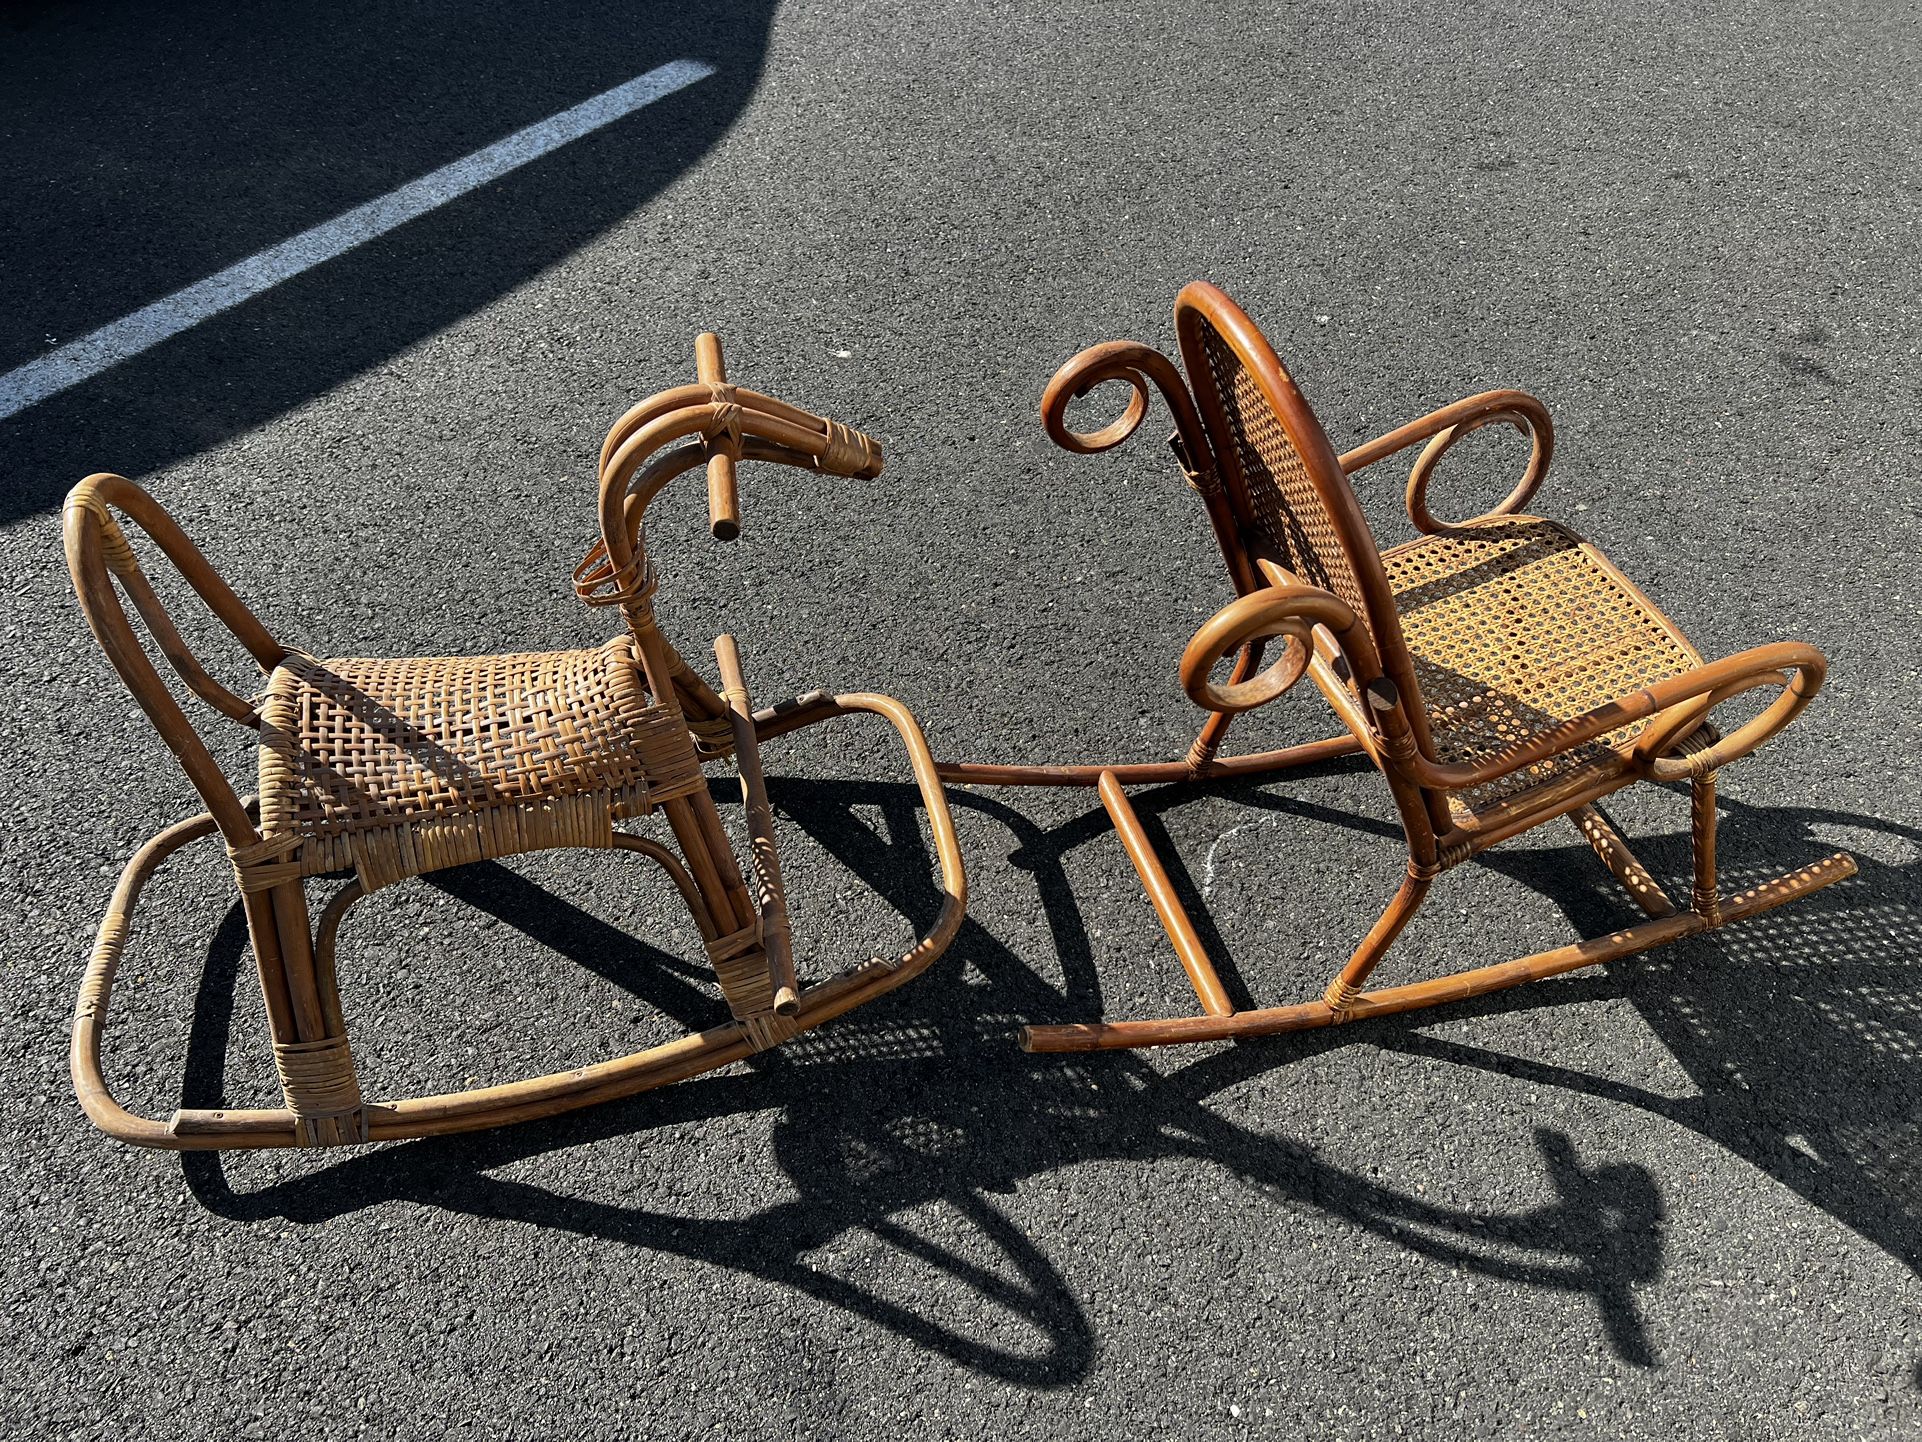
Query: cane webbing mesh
[
  {"left": 1381, "top": 518, "right": 1702, "bottom": 819},
  {"left": 256, "top": 636, "right": 703, "bottom": 891},
  {"left": 1197, "top": 322, "right": 1370, "bottom": 626}
]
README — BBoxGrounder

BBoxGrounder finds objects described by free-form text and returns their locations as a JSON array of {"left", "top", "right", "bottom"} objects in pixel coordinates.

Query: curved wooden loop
[
  {"left": 71, "top": 811, "right": 221, "bottom": 1146},
  {"left": 1637, "top": 652, "right": 1825, "bottom": 781},
  {"left": 1180, "top": 584, "right": 1360, "bottom": 714},
  {"left": 1041, "top": 340, "right": 1212, "bottom": 473},
  {"left": 1337, "top": 390, "right": 1554, "bottom": 534}
]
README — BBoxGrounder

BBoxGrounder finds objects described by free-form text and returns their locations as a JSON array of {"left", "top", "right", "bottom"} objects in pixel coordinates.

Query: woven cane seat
[
  {"left": 1381, "top": 517, "right": 1705, "bottom": 824},
  {"left": 251, "top": 635, "right": 705, "bottom": 893}
]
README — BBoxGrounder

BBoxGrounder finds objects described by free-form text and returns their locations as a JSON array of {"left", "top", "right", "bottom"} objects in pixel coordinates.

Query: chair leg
[
  {"left": 252, "top": 879, "right": 367, "bottom": 1146},
  {"left": 1690, "top": 773, "right": 1723, "bottom": 925},
  {"left": 1097, "top": 772, "right": 1234, "bottom": 1016},
  {"left": 1322, "top": 870, "right": 1430, "bottom": 1011},
  {"left": 1571, "top": 804, "right": 1677, "bottom": 918},
  {"left": 1183, "top": 640, "right": 1264, "bottom": 774}
]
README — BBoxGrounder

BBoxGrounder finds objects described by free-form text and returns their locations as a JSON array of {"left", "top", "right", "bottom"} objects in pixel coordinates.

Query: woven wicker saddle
[{"left": 64, "top": 335, "right": 965, "bottom": 1149}]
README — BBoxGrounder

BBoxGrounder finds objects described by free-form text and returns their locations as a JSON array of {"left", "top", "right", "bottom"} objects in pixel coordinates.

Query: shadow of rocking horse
[{"left": 169, "top": 766, "right": 1906, "bottom": 1381}]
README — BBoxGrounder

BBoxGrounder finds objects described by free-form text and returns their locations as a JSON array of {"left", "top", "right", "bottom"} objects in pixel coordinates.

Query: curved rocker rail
[
  {"left": 72, "top": 693, "right": 965, "bottom": 1150},
  {"left": 1022, "top": 852, "right": 1855, "bottom": 1052}
]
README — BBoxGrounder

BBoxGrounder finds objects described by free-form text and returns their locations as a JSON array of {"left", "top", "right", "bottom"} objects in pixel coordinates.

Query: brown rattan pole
[
  {"left": 696, "top": 333, "right": 741, "bottom": 541},
  {"left": 626, "top": 608, "right": 756, "bottom": 937},
  {"left": 1025, "top": 910, "right": 1710, "bottom": 1052},
  {"left": 1571, "top": 805, "right": 1676, "bottom": 918},
  {"left": 662, "top": 795, "right": 753, "bottom": 938},
  {"left": 714, "top": 634, "right": 800, "bottom": 1015},
  {"left": 313, "top": 882, "right": 364, "bottom": 1036},
  {"left": 1097, "top": 771, "right": 1235, "bottom": 1016},
  {"left": 112, "top": 558, "right": 261, "bottom": 723},
  {"left": 1691, "top": 773, "right": 1722, "bottom": 924},
  {"left": 238, "top": 890, "right": 299, "bottom": 1050},
  {"left": 610, "top": 832, "right": 720, "bottom": 943},
  {"left": 1323, "top": 870, "right": 1429, "bottom": 1008},
  {"left": 1718, "top": 851, "right": 1852, "bottom": 922},
  {"left": 750, "top": 690, "right": 844, "bottom": 742},
  {"left": 928, "top": 735, "right": 1362, "bottom": 788},
  {"left": 71, "top": 813, "right": 219, "bottom": 1146}
]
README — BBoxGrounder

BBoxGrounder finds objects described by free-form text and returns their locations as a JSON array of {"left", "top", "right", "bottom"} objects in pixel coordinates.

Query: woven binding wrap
[
  {"left": 742, "top": 1012, "right": 802, "bottom": 1053},
  {"left": 706, "top": 921, "right": 773, "bottom": 1020},
  {"left": 256, "top": 636, "right": 704, "bottom": 893},
  {"left": 67, "top": 492, "right": 140, "bottom": 578},
  {"left": 818, "top": 418, "right": 879, "bottom": 477},
  {"left": 706, "top": 383, "right": 743, "bottom": 450},
  {"left": 274, "top": 1035, "right": 367, "bottom": 1144},
  {"left": 573, "top": 533, "right": 658, "bottom": 609},
  {"left": 1668, "top": 718, "right": 1725, "bottom": 779}
]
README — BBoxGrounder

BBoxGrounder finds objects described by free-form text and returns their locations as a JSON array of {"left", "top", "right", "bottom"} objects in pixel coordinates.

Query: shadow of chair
[{"left": 166, "top": 768, "right": 1796, "bottom": 1380}]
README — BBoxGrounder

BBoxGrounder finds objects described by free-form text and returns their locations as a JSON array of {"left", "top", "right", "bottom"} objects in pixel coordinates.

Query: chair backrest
[
  {"left": 64, "top": 474, "right": 287, "bottom": 847},
  {"left": 1174, "top": 283, "right": 1424, "bottom": 712}
]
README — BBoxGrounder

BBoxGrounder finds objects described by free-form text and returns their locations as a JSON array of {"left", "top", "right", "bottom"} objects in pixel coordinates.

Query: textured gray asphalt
[{"left": 3, "top": 1, "right": 1920, "bottom": 1438}]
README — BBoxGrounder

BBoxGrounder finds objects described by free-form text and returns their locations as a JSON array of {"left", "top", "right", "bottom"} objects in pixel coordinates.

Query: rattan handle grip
[
  {"left": 807, "top": 417, "right": 884, "bottom": 478},
  {"left": 695, "top": 333, "right": 742, "bottom": 541}
]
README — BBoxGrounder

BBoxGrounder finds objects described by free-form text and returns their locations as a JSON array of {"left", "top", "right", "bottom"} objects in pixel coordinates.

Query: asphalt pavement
[{"left": 2, "top": 1, "right": 1919, "bottom": 1437}]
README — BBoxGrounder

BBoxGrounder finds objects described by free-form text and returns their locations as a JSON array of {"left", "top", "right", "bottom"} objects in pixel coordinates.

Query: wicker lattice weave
[
  {"left": 255, "top": 636, "right": 705, "bottom": 893},
  {"left": 1381, "top": 518, "right": 1702, "bottom": 818},
  {"left": 1198, "top": 323, "right": 1370, "bottom": 625}
]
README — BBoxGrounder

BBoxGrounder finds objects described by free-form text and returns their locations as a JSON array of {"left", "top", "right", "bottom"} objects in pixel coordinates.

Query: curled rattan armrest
[
  {"left": 1393, "top": 641, "right": 1827, "bottom": 793},
  {"left": 1179, "top": 584, "right": 1367, "bottom": 714},
  {"left": 1338, "top": 389, "right": 1554, "bottom": 535}
]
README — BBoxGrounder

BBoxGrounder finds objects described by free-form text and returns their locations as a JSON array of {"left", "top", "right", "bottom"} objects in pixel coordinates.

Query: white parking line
[{"left": 0, "top": 57, "right": 716, "bottom": 424}]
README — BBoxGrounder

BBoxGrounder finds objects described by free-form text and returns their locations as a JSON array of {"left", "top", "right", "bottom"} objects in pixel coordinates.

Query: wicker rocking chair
[
  {"left": 64, "top": 334, "right": 965, "bottom": 1149},
  {"left": 940, "top": 282, "right": 1853, "bottom": 1052}
]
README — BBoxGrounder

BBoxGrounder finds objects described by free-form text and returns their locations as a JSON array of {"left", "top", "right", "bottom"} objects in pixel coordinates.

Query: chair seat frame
[
  {"left": 65, "top": 337, "right": 965, "bottom": 1150},
  {"left": 935, "top": 283, "right": 1852, "bottom": 1052}
]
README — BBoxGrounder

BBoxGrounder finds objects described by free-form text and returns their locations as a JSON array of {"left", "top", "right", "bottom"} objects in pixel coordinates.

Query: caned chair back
[{"left": 1174, "top": 284, "right": 1427, "bottom": 720}]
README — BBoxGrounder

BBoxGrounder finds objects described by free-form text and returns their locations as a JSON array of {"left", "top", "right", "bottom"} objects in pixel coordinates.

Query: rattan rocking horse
[
  {"left": 64, "top": 335, "right": 964, "bottom": 1149},
  {"left": 938, "top": 282, "right": 1854, "bottom": 1052}
]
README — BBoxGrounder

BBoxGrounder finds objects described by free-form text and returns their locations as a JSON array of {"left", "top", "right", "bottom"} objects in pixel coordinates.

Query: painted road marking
[{"left": 0, "top": 57, "right": 715, "bottom": 424}]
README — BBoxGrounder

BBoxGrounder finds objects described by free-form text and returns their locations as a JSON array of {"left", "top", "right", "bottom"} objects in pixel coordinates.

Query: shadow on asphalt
[
  {"left": 0, "top": 0, "right": 774, "bottom": 524},
  {"left": 166, "top": 770, "right": 1911, "bottom": 1384}
]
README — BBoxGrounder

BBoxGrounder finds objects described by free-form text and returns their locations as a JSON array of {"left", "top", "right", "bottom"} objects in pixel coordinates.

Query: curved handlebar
[{"left": 585, "top": 335, "right": 885, "bottom": 633}]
